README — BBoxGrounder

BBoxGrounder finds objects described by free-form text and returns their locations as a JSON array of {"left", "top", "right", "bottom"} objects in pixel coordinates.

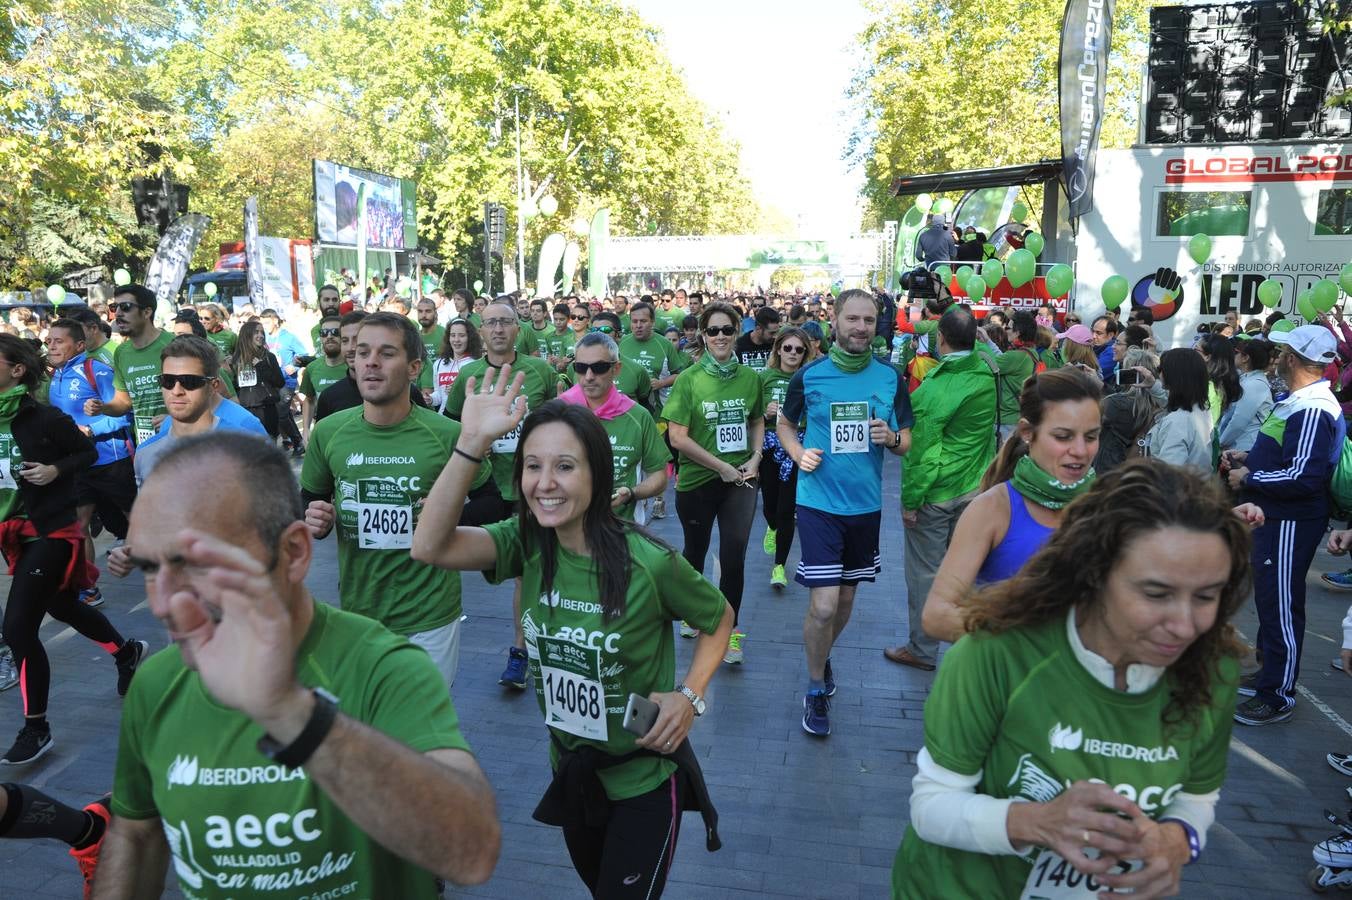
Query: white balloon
[{"left": 539, "top": 195, "right": 558, "bottom": 217}]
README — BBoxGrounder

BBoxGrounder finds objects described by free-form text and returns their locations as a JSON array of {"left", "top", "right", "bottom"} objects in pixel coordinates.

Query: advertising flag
[{"left": 1059, "top": 0, "right": 1115, "bottom": 220}]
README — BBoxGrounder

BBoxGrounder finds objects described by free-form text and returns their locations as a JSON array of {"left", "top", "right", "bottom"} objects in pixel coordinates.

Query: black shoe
[
  {"left": 116, "top": 640, "right": 148, "bottom": 697},
  {"left": 88, "top": 512, "right": 104, "bottom": 539},
  {"left": 1234, "top": 696, "right": 1294, "bottom": 726},
  {"left": 0, "top": 724, "right": 52, "bottom": 765},
  {"left": 1237, "top": 672, "right": 1258, "bottom": 698}
]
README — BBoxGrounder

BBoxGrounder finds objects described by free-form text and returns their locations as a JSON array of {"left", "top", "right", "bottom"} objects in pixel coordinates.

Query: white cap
[{"left": 1269, "top": 323, "right": 1338, "bottom": 365}]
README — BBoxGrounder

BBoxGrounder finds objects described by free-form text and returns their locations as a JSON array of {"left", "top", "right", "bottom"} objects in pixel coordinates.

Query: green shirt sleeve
[
  {"left": 443, "top": 368, "right": 469, "bottom": 420},
  {"left": 299, "top": 362, "right": 316, "bottom": 400},
  {"left": 639, "top": 410, "right": 671, "bottom": 473},
  {"left": 110, "top": 658, "right": 158, "bottom": 820},
  {"left": 666, "top": 340, "right": 689, "bottom": 373},
  {"left": 299, "top": 423, "right": 334, "bottom": 497},
  {"left": 920, "top": 634, "right": 1010, "bottom": 776},
  {"left": 482, "top": 517, "right": 525, "bottom": 584},
  {"left": 111, "top": 346, "right": 127, "bottom": 393},
  {"left": 356, "top": 640, "right": 473, "bottom": 755},
  {"left": 1180, "top": 657, "right": 1239, "bottom": 793},
  {"left": 655, "top": 544, "right": 726, "bottom": 634}
]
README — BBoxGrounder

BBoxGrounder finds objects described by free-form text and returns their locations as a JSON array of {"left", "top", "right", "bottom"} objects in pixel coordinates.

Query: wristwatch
[
  {"left": 257, "top": 687, "right": 340, "bottom": 769},
  {"left": 676, "top": 684, "right": 706, "bottom": 716}
]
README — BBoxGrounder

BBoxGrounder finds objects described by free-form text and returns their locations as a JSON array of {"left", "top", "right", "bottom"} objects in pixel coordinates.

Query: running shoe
[
  {"left": 79, "top": 587, "right": 104, "bottom": 609},
  {"left": 499, "top": 646, "right": 529, "bottom": 689},
  {"left": 651, "top": 497, "right": 666, "bottom": 519},
  {"left": 1237, "top": 672, "right": 1258, "bottom": 698},
  {"left": 770, "top": 564, "right": 788, "bottom": 590},
  {"left": 1234, "top": 696, "right": 1293, "bottom": 726},
  {"left": 762, "top": 528, "right": 777, "bottom": 556},
  {"left": 1335, "top": 657, "right": 1350, "bottom": 673},
  {"left": 88, "top": 513, "right": 104, "bottom": 539},
  {"left": 1324, "top": 569, "right": 1352, "bottom": 592},
  {"left": 115, "top": 640, "right": 148, "bottom": 697},
  {"left": 824, "top": 657, "right": 836, "bottom": 698},
  {"left": 70, "top": 795, "right": 111, "bottom": 900},
  {"left": 1329, "top": 753, "right": 1352, "bottom": 777},
  {"left": 724, "top": 630, "right": 745, "bottom": 665},
  {"left": 802, "top": 689, "right": 830, "bottom": 737},
  {"left": 0, "top": 723, "right": 52, "bottom": 765},
  {"left": 679, "top": 621, "right": 698, "bottom": 639},
  {"left": 0, "top": 647, "right": 16, "bottom": 692}
]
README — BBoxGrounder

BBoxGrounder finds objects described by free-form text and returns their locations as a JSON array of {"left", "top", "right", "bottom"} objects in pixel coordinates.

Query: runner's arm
[
  {"left": 632, "top": 467, "right": 668, "bottom": 502},
  {"left": 665, "top": 422, "right": 738, "bottom": 479},
  {"left": 922, "top": 492, "right": 999, "bottom": 643},
  {"left": 91, "top": 815, "right": 169, "bottom": 900},
  {"left": 86, "top": 388, "right": 132, "bottom": 417}
]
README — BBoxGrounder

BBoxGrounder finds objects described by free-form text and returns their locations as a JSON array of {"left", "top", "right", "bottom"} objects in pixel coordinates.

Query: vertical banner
[
  {"left": 1059, "top": 0, "right": 1114, "bottom": 221},
  {"left": 244, "top": 197, "right": 265, "bottom": 310},
  {"left": 144, "top": 212, "right": 211, "bottom": 324},
  {"left": 561, "top": 241, "right": 581, "bottom": 294},
  {"left": 587, "top": 208, "right": 610, "bottom": 297},
  {"left": 536, "top": 233, "right": 568, "bottom": 296},
  {"left": 355, "top": 183, "right": 368, "bottom": 304}
]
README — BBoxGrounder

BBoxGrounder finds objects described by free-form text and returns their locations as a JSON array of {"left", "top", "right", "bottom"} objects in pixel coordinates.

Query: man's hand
[
  {"left": 869, "top": 417, "right": 894, "bottom": 447},
  {"left": 107, "top": 544, "right": 134, "bottom": 578},
  {"left": 78, "top": 425, "right": 94, "bottom": 438},
  {"left": 18, "top": 462, "right": 57, "bottom": 486},
  {"left": 902, "top": 509, "right": 919, "bottom": 529},
  {"left": 765, "top": 400, "right": 779, "bottom": 419},
  {"left": 1226, "top": 465, "right": 1250, "bottom": 489},
  {"left": 1329, "top": 529, "right": 1352, "bottom": 555},
  {"left": 1232, "top": 503, "right": 1264, "bottom": 528},
  {"left": 797, "top": 448, "right": 823, "bottom": 473},
  {"left": 83, "top": 398, "right": 104, "bottom": 416},
  {"left": 305, "top": 500, "right": 335, "bottom": 539}
]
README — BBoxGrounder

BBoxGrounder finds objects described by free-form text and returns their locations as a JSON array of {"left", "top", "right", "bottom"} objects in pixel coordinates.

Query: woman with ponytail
[{"left": 919, "top": 367, "right": 1103, "bottom": 644}]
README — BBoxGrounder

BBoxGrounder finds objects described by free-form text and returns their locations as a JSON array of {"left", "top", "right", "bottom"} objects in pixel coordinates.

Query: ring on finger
[{"left": 1081, "top": 829, "right": 1092, "bottom": 846}]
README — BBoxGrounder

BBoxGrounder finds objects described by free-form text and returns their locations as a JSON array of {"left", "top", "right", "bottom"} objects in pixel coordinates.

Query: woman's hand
[
  {"left": 1094, "top": 816, "right": 1190, "bottom": 899},
  {"left": 635, "top": 691, "right": 695, "bottom": 755},
  {"left": 797, "top": 447, "right": 823, "bottom": 473},
  {"left": 1008, "top": 781, "right": 1144, "bottom": 876},
  {"left": 1128, "top": 366, "right": 1156, "bottom": 389},
  {"left": 718, "top": 462, "right": 743, "bottom": 483},
  {"left": 765, "top": 400, "right": 779, "bottom": 419}
]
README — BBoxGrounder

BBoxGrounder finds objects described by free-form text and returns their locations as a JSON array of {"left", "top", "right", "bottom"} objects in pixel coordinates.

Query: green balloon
[
  {"left": 915, "top": 193, "right": 933, "bottom": 213},
  {"left": 830, "top": 281, "right": 843, "bottom": 298},
  {"left": 1101, "top": 275, "right": 1129, "bottom": 310},
  {"left": 45, "top": 284, "right": 64, "bottom": 304},
  {"left": 113, "top": 268, "right": 131, "bottom": 286},
  {"left": 956, "top": 265, "right": 975, "bottom": 286},
  {"left": 1257, "top": 280, "right": 1281, "bottom": 308},
  {"left": 1298, "top": 290, "right": 1318, "bottom": 321},
  {"left": 965, "top": 274, "right": 987, "bottom": 300},
  {"left": 1188, "top": 233, "right": 1212, "bottom": 266},
  {"left": 1045, "top": 264, "right": 1074, "bottom": 298},
  {"left": 1313, "top": 279, "right": 1340, "bottom": 312},
  {"left": 1024, "top": 232, "right": 1045, "bottom": 258},
  {"left": 1341, "top": 263, "right": 1352, "bottom": 296},
  {"left": 203, "top": 281, "right": 218, "bottom": 297},
  {"left": 935, "top": 264, "right": 952, "bottom": 285},
  {"left": 981, "top": 259, "right": 1004, "bottom": 290},
  {"left": 1012, "top": 201, "right": 1029, "bottom": 221},
  {"left": 1005, "top": 249, "right": 1036, "bottom": 288}
]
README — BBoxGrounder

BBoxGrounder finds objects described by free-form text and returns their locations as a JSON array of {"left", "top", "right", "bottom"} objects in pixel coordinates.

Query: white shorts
[{"left": 407, "top": 618, "right": 463, "bottom": 689}]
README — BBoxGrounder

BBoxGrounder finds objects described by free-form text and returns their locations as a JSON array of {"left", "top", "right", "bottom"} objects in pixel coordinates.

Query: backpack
[{"left": 1020, "top": 347, "right": 1047, "bottom": 376}]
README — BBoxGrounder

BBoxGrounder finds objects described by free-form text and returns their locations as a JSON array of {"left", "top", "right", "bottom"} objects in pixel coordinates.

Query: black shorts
[
  {"left": 75, "top": 457, "right": 137, "bottom": 513},
  {"left": 794, "top": 505, "right": 882, "bottom": 587}
]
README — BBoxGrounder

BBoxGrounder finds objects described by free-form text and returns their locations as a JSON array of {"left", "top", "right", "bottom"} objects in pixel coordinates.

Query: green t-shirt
[
  {"left": 528, "top": 323, "right": 553, "bottom": 350},
  {"left": 660, "top": 363, "right": 765, "bottom": 491},
  {"left": 0, "top": 421, "right": 23, "bottom": 522},
  {"left": 759, "top": 367, "right": 792, "bottom": 428},
  {"left": 483, "top": 519, "right": 726, "bottom": 799},
  {"left": 556, "top": 356, "right": 653, "bottom": 407},
  {"left": 418, "top": 325, "right": 445, "bottom": 390},
  {"left": 111, "top": 601, "right": 471, "bottom": 900},
  {"left": 514, "top": 326, "right": 539, "bottom": 357},
  {"left": 112, "top": 329, "right": 175, "bottom": 444},
  {"left": 542, "top": 329, "right": 576, "bottom": 364},
  {"left": 300, "top": 358, "right": 349, "bottom": 401},
  {"left": 618, "top": 314, "right": 631, "bottom": 335},
  {"left": 619, "top": 334, "right": 687, "bottom": 385},
  {"left": 207, "top": 328, "right": 238, "bottom": 357},
  {"left": 893, "top": 615, "right": 1237, "bottom": 899},
  {"left": 300, "top": 406, "right": 490, "bottom": 635},
  {"left": 90, "top": 342, "right": 117, "bottom": 367},
  {"left": 442, "top": 353, "right": 557, "bottom": 501},
  {"left": 596, "top": 403, "right": 669, "bottom": 520}
]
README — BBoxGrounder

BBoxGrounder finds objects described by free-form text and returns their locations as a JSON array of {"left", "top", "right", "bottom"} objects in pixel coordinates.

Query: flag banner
[
  {"left": 1059, "top": 0, "right": 1114, "bottom": 220},
  {"left": 145, "top": 212, "right": 211, "bottom": 324}
]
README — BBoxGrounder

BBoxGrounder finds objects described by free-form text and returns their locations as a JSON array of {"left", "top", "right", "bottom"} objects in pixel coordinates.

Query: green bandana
[
  {"left": 829, "top": 344, "right": 873, "bottom": 374},
  {"left": 1011, "top": 453, "right": 1095, "bottom": 510},
  {"left": 698, "top": 351, "right": 741, "bottom": 380},
  {"left": 0, "top": 385, "right": 26, "bottom": 424}
]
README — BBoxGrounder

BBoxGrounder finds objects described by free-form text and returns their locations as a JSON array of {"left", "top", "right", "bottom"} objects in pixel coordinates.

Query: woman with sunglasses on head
[
  {"left": 430, "top": 318, "right": 482, "bottom": 413},
  {"left": 0, "top": 334, "right": 148, "bottom": 766},
  {"left": 226, "top": 320, "right": 286, "bottom": 438},
  {"left": 662, "top": 302, "right": 766, "bottom": 662},
  {"left": 413, "top": 375, "right": 733, "bottom": 900},
  {"left": 758, "top": 327, "right": 818, "bottom": 589}
]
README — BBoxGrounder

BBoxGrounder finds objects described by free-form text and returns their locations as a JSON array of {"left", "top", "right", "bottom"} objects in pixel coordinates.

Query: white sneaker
[{"left": 651, "top": 497, "right": 666, "bottom": 519}]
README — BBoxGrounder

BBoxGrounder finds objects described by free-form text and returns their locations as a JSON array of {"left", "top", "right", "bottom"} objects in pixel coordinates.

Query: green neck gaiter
[{"left": 1011, "top": 453, "right": 1095, "bottom": 510}]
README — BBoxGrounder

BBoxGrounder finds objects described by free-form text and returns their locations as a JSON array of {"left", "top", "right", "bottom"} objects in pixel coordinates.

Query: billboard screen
[{"left": 313, "top": 160, "right": 417, "bottom": 250}]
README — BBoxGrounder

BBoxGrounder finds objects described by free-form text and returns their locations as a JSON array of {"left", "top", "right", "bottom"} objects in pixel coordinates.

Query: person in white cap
[{"left": 1224, "top": 324, "right": 1346, "bottom": 725}]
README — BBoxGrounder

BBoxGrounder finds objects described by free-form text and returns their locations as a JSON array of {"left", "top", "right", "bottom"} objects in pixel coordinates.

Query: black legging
[
  {"left": 561, "top": 774, "right": 681, "bottom": 899},
  {"left": 3, "top": 538, "right": 124, "bottom": 718},
  {"left": 676, "top": 478, "right": 757, "bottom": 626},
  {"left": 246, "top": 403, "right": 280, "bottom": 438},
  {"left": 773, "top": 467, "right": 798, "bottom": 569},
  {"left": 276, "top": 387, "right": 303, "bottom": 447}
]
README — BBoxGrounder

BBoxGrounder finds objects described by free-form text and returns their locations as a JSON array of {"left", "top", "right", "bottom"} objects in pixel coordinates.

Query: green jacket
[
  {"left": 902, "top": 350, "right": 998, "bottom": 510},
  {"left": 994, "top": 346, "right": 1038, "bottom": 422}
]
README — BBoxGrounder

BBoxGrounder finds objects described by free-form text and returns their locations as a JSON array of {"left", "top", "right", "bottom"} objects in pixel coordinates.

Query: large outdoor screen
[{"left": 313, "top": 160, "right": 417, "bottom": 250}]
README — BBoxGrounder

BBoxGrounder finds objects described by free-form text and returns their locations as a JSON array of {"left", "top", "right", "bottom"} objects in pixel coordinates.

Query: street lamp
[{"left": 511, "top": 90, "right": 584, "bottom": 291}]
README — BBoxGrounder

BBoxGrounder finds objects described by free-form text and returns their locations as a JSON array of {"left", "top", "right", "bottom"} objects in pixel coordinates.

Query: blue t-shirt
[
  {"left": 782, "top": 356, "right": 914, "bottom": 515},
  {"left": 134, "top": 398, "right": 269, "bottom": 486}
]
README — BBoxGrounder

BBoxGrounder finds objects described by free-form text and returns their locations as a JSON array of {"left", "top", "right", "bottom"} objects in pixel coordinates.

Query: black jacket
[
  {"left": 8, "top": 395, "right": 96, "bottom": 534},
  {"left": 313, "top": 373, "right": 428, "bottom": 423},
  {"left": 230, "top": 351, "right": 286, "bottom": 409}
]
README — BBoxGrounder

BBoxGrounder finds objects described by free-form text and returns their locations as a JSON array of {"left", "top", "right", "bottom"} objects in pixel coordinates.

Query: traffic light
[{"left": 485, "top": 202, "right": 507, "bottom": 259}]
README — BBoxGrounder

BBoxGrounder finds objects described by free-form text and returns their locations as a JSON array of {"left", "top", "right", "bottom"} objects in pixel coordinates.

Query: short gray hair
[
  {"left": 1121, "top": 346, "right": 1158, "bottom": 375},
  {"left": 575, "top": 332, "right": 619, "bottom": 362}
]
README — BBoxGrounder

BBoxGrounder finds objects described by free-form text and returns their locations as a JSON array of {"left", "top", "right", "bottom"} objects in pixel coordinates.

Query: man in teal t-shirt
[
  {"left": 301, "top": 313, "right": 491, "bottom": 687},
  {"left": 105, "top": 431, "right": 499, "bottom": 899}
]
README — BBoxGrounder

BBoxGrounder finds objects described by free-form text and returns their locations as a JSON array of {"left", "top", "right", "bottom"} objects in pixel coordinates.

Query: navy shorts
[{"left": 794, "top": 506, "right": 882, "bottom": 587}]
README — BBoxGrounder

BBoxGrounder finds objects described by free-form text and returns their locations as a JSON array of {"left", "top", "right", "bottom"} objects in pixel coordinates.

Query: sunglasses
[
  {"left": 780, "top": 344, "right": 806, "bottom": 354},
  {"left": 159, "top": 373, "right": 212, "bottom": 391},
  {"left": 113, "top": 302, "right": 142, "bottom": 313},
  {"left": 572, "top": 360, "right": 615, "bottom": 376},
  {"left": 570, "top": 314, "right": 590, "bottom": 321},
  {"left": 590, "top": 325, "right": 615, "bottom": 334},
  {"left": 704, "top": 325, "right": 737, "bottom": 337},
  {"left": 319, "top": 327, "right": 340, "bottom": 336}
]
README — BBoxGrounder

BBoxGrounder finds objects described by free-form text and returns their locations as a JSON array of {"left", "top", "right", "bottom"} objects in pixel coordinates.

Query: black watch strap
[{"left": 257, "top": 688, "right": 339, "bottom": 769}]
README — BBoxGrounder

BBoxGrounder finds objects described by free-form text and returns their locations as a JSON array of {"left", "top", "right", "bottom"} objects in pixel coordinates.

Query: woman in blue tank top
[{"left": 921, "top": 368, "right": 1103, "bottom": 644}]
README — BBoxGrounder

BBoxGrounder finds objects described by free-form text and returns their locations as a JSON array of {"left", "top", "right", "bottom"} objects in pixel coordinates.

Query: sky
[{"left": 627, "top": 0, "right": 871, "bottom": 238}]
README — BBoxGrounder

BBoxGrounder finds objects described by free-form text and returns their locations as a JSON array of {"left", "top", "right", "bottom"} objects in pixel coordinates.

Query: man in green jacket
[{"left": 885, "top": 307, "right": 997, "bottom": 671}]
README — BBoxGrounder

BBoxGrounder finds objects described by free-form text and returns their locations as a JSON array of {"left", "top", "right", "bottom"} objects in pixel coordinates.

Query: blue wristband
[{"left": 1159, "top": 817, "right": 1200, "bottom": 864}]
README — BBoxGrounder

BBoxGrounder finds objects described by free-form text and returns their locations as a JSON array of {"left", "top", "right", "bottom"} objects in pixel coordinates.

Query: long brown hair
[
  {"left": 964, "top": 460, "right": 1249, "bottom": 728},
  {"left": 981, "top": 367, "right": 1102, "bottom": 490},
  {"left": 232, "top": 320, "right": 268, "bottom": 369},
  {"left": 767, "top": 326, "right": 817, "bottom": 372}
]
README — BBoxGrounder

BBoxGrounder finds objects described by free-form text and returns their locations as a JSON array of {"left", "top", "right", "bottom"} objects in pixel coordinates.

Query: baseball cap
[
  {"left": 1056, "top": 323, "right": 1094, "bottom": 346},
  {"left": 1270, "top": 323, "right": 1337, "bottom": 364}
]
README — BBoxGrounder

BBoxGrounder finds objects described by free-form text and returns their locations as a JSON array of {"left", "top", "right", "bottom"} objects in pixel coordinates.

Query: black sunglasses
[
  {"left": 704, "top": 325, "right": 737, "bottom": 337},
  {"left": 159, "top": 373, "right": 213, "bottom": 390},
  {"left": 113, "top": 302, "right": 142, "bottom": 313},
  {"left": 572, "top": 360, "right": 615, "bottom": 376},
  {"left": 570, "top": 314, "right": 590, "bottom": 321},
  {"left": 780, "top": 344, "right": 807, "bottom": 354},
  {"left": 319, "top": 327, "right": 341, "bottom": 336}
]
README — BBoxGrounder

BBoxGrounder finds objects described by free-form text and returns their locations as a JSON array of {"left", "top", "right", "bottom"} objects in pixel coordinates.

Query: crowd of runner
[{"left": 0, "top": 272, "right": 1347, "bottom": 898}]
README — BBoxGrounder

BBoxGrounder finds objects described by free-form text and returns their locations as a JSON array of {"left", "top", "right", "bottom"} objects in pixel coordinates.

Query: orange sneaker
[{"left": 69, "top": 795, "right": 111, "bottom": 900}]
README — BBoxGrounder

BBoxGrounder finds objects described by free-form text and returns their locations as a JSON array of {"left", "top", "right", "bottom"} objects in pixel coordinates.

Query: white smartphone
[{"left": 622, "top": 693, "right": 660, "bottom": 738}]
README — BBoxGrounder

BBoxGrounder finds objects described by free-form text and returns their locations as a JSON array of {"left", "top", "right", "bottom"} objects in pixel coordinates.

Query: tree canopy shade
[
  {"left": 3, "top": 0, "right": 763, "bottom": 284},
  {"left": 846, "top": 0, "right": 1152, "bottom": 230}
]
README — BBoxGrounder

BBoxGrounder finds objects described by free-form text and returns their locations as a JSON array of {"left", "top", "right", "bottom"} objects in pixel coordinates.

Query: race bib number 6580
[{"left": 716, "top": 407, "right": 747, "bottom": 453}]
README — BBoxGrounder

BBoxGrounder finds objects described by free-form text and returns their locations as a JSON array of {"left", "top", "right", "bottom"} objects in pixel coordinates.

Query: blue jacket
[
  {"left": 267, "top": 329, "right": 309, "bottom": 390},
  {"left": 1240, "top": 379, "right": 1346, "bottom": 521},
  {"left": 46, "top": 353, "right": 132, "bottom": 466},
  {"left": 1097, "top": 344, "right": 1116, "bottom": 381}
]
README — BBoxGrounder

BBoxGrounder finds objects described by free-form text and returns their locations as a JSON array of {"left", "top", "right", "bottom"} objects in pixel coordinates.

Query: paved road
[{"left": 2, "top": 464, "right": 1351, "bottom": 898}]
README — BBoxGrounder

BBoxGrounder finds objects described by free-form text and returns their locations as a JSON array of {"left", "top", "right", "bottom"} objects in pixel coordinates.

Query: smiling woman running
[
  {"left": 413, "top": 366, "right": 734, "bottom": 900},
  {"left": 894, "top": 460, "right": 1247, "bottom": 899}
]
